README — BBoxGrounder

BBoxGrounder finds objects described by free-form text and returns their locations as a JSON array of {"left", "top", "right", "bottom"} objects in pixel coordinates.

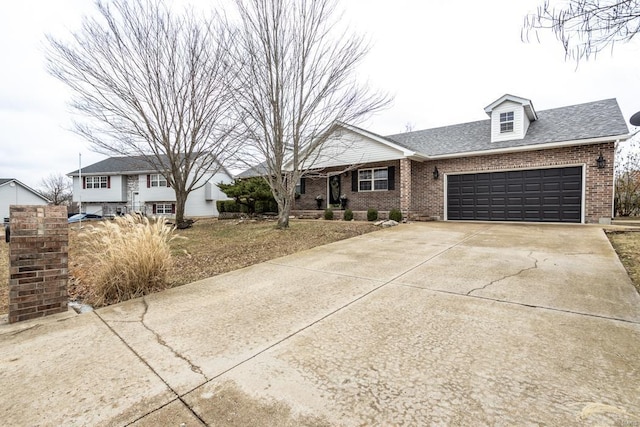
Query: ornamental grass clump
[{"left": 71, "top": 214, "right": 178, "bottom": 307}]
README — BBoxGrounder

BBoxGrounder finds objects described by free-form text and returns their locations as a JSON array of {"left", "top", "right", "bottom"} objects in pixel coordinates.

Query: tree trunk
[
  {"left": 276, "top": 195, "right": 292, "bottom": 229},
  {"left": 175, "top": 190, "right": 188, "bottom": 225}
]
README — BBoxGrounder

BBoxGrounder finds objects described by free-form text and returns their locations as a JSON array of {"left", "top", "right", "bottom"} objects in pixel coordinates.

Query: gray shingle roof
[
  {"left": 386, "top": 98, "right": 629, "bottom": 156},
  {"left": 68, "top": 155, "right": 159, "bottom": 175},
  {"left": 68, "top": 154, "right": 233, "bottom": 178},
  {"left": 236, "top": 162, "right": 269, "bottom": 179}
]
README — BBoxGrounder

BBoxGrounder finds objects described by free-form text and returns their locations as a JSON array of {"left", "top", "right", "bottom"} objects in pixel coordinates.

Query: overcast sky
[{"left": 1, "top": 0, "right": 639, "bottom": 189}]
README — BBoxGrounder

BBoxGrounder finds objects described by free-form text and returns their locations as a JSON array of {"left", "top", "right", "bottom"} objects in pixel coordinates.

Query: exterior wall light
[
  {"left": 433, "top": 166, "right": 439, "bottom": 179},
  {"left": 596, "top": 153, "right": 606, "bottom": 169}
]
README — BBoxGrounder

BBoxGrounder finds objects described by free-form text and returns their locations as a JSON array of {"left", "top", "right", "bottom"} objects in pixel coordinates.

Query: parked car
[{"left": 68, "top": 213, "right": 103, "bottom": 223}]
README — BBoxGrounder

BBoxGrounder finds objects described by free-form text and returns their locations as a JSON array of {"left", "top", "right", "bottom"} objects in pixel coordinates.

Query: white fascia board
[
  {"left": 427, "top": 134, "right": 630, "bottom": 160},
  {"left": 484, "top": 94, "right": 537, "bottom": 121},
  {"left": 338, "top": 123, "right": 423, "bottom": 158},
  {"left": 283, "top": 122, "right": 428, "bottom": 170}
]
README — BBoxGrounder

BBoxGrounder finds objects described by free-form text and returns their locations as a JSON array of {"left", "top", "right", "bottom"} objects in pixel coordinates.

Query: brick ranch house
[{"left": 286, "top": 94, "right": 629, "bottom": 224}]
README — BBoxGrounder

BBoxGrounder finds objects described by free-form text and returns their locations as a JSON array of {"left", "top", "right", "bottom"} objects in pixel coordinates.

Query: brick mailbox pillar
[{"left": 8, "top": 205, "right": 69, "bottom": 323}]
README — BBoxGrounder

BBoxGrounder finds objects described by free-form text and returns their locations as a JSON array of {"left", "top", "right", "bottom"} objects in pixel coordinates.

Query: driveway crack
[
  {"left": 466, "top": 251, "right": 538, "bottom": 295},
  {"left": 139, "top": 298, "right": 208, "bottom": 381}
]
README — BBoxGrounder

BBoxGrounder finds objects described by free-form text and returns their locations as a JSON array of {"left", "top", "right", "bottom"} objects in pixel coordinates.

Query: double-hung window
[
  {"left": 150, "top": 174, "right": 168, "bottom": 187},
  {"left": 85, "top": 176, "right": 109, "bottom": 189},
  {"left": 500, "top": 111, "right": 514, "bottom": 133},
  {"left": 359, "top": 168, "right": 388, "bottom": 191},
  {"left": 154, "top": 203, "right": 174, "bottom": 214}
]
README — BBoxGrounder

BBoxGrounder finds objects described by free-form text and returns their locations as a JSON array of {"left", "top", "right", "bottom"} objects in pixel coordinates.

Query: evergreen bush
[
  {"left": 343, "top": 209, "right": 354, "bottom": 221},
  {"left": 389, "top": 208, "right": 402, "bottom": 222},
  {"left": 367, "top": 208, "right": 378, "bottom": 221},
  {"left": 324, "top": 208, "right": 334, "bottom": 220}
]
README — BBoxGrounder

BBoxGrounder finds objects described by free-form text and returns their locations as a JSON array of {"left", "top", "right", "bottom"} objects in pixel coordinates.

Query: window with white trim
[
  {"left": 359, "top": 168, "right": 388, "bottom": 191},
  {"left": 155, "top": 203, "right": 173, "bottom": 214},
  {"left": 85, "top": 176, "right": 108, "bottom": 189},
  {"left": 500, "top": 111, "right": 514, "bottom": 133},
  {"left": 150, "top": 174, "right": 168, "bottom": 187}
]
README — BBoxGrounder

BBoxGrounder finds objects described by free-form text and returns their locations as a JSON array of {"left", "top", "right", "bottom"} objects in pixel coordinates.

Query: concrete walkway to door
[{"left": 1, "top": 222, "right": 639, "bottom": 426}]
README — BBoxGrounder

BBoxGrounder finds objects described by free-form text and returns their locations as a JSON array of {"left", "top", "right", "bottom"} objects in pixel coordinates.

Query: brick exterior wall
[
  {"left": 291, "top": 142, "right": 615, "bottom": 224},
  {"left": 293, "top": 161, "right": 402, "bottom": 212},
  {"left": 409, "top": 142, "right": 615, "bottom": 223},
  {"left": 8, "top": 205, "right": 68, "bottom": 323}
]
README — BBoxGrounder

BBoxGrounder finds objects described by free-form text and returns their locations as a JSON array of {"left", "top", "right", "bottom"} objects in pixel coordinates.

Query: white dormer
[{"left": 484, "top": 94, "right": 538, "bottom": 143}]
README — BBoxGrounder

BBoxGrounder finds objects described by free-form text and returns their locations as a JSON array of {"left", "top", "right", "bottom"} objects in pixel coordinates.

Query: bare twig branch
[
  {"left": 227, "top": 0, "right": 392, "bottom": 228},
  {"left": 46, "top": 0, "right": 238, "bottom": 223},
  {"left": 523, "top": 0, "right": 640, "bottom": 63}
]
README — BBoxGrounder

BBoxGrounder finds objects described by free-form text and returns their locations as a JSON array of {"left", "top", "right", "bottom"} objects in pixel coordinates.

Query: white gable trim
[
  {"left": 0, "top": 179, "right": 50, "bottom": 203},
  {"left": 484, "top": 94, "right": 538, "bottom": 121},
  {"left": 284, "top": 122, "right": 429, "bottom": 170},
  {"left": 338, "top": 123, "right": 425, "bottom": 159}
]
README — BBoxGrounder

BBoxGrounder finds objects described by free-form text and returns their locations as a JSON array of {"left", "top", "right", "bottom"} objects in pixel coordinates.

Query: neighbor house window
[
  {"left": 84, "top": 176, "right": 109, "bottom": 189},
  {"left": 149, "top": 174, "right": 168, "bottom": 187},
  {"left": 153, "top": 203, "right": 175, "bottom": 214},
  {"left": 359, "top": 168, "right": 388, "bottom": 191},
  {"left": 500, "top": 111, "right": 514, "bottom": 133}
]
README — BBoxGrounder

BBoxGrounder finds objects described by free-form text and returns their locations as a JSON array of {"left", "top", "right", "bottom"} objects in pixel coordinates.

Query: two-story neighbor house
[
  {"left": 288, "top": 95, "right": 629, "bottom": 224},
  {"left": 67, "top": 155, "right": 233, "bottom": 217}
]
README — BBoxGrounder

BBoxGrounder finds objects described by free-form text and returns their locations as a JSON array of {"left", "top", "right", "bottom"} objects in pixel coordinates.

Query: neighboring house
[
  {"left": 261, "top": 95, "right": 628, "bottom": 224},
  {"left": 67, "top": 155, "right": 233, "bottom": 217},
  {"left": 0, "top": 179, "right": 50, "bottom": 221}
]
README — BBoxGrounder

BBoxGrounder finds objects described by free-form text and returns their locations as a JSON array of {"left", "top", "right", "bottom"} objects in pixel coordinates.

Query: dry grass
[
  {"left": 166, "top": 218, "right": 376, "bottom": 286},
  {"left": 606, "top": 230, "right": 640, "bottom": 295},
  {"left": 0, "top": 218, "right": 376, "bottom": 314},
  {"left": 69, "top": 215, "right": 178, "bottom": 307}
]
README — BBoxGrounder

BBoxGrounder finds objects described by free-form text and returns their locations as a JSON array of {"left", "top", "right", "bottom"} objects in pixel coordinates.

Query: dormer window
[{"left": 500, "top": 112, "right": 514, "bottom": 133}]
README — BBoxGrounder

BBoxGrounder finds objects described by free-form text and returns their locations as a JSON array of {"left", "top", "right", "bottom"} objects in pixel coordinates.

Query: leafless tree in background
[
  {"left": 228, "top": 0, "right": 391, "bottom": 228},
  {"left": 615, "top": 135, "right": 640, "bottom": 216},
  {"left": 39, "top": 173, "right": 72, "bottom": 206},
  {"left": 46, "top": 0, "right": 236, "bottom": 224},
  {"left": 523, "top": 0, "right": 640, "bottom": 62}
]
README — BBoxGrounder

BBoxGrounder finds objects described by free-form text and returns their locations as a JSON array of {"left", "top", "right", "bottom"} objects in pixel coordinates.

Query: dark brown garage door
[{"left": 447, "top": 166, "right": 583, "bottom": 223}]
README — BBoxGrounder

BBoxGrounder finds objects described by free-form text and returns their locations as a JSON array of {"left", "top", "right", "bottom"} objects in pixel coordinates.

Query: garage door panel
[{"left": 447, "top": 166, "right": 582, "bottom": 223}]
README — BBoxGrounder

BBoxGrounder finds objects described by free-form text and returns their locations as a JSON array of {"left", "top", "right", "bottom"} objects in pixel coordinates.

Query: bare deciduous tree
[
  {"left": 39, "top": 173, "right": 72, "bottom": 206},
  {"left": 46, "top": 0, "right": 236, "bottom": 225},
  {"left": 615, "top": 135, "right": 640, "bottom": 216},
  {"left": 523, "top": 0, "right": 640, "bottom": 62},
  {"left": 228, "top": 0, "right": 391, "bottom": 228}
]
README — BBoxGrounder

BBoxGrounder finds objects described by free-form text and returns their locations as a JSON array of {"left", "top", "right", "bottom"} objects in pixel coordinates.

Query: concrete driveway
[{"left": 1, "top": 222, "right": 639, "bottom": 426}]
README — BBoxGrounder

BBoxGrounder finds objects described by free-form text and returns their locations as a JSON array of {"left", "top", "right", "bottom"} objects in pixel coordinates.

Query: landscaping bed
[{"left": 0, "top": 219, "right": 376, "bottom": 314}]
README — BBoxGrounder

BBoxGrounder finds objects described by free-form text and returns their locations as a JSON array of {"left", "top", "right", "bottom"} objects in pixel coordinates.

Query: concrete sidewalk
[{"left": 1, "top": 222, "right": 639, "bottom": 426}]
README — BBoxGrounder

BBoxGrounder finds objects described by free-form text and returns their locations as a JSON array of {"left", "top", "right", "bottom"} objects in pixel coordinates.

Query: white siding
[
  {"left": 83, "top": 203, "right": 105, "bottom": 216},
  {"left": 137, "top": 174, "right": 174, "bottom": 203},
  {"left": 72, "top": 175, "right": 126, "bottom": 203},
  {"left": 300, "top": 128, "right": 405, "bottom": 169},
  {"left": 0, "top": 184, "right": 49, "bottom": 220},
  {"left": 184, "top": 171, "right": 232, "bottom": 217},
  {"left": 72, "top": 167, "right": 233, "bottom": 218},
  {"left": 490, "top": 101, "right": 526, "bottom": 142}
]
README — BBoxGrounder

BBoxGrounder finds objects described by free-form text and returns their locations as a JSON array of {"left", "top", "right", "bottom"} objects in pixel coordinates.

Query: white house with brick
[
  {"left": 67, "top": 156, "right": 233, "bottom": 217},
  {"left": 0, "top": 179, "right": 50, "bottom": 222},
  {"left": 286, "top": 95, "right": 629, "bottom": 224}
]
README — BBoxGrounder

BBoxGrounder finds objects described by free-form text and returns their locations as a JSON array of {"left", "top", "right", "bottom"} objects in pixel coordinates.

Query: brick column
[
  {"left": 400, "top": 158, "right": 413, "bottom": 218},
  {"left": 8, "top": 205, "right": 68, "bottom": 323}
]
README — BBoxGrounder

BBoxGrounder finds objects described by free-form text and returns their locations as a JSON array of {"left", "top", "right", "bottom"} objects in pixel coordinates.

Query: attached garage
[{"left": 446, "top": 166, "right": 583, "bottom": 223}]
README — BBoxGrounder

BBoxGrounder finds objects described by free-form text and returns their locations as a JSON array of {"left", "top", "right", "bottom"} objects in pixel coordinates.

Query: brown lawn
[
  {"left": 606, "top": 230, "right": 640, "bottom": 295},
  {"left": 3, "top": 221, "right": 639, "bottom": 316},
  {"left": 1, "top": 219, "right": 376, "bottom": 315}
]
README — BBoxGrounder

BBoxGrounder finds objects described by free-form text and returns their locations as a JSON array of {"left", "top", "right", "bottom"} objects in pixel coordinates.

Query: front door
[{"left": 328, "top": 175, "right": 341, "bottom": 206}]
